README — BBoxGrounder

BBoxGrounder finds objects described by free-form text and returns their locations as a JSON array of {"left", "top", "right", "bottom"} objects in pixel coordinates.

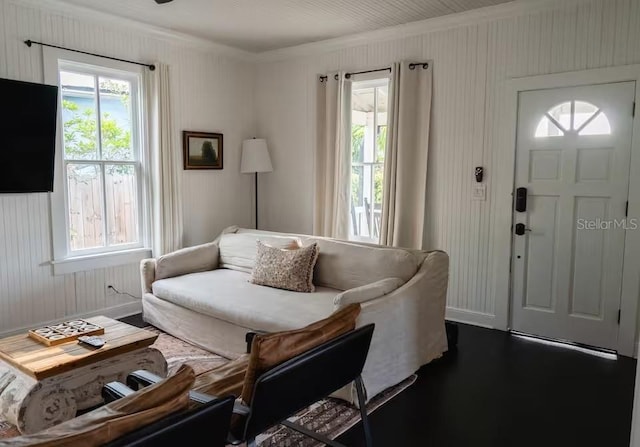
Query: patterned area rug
[
  {"left": 0, "top": 327, "right": 415, "bottom": 446},
  {"left": 254, "top": 375, "right": 415, "bottom": 447},
  {"left": 144, "top": 326, "right": 229, "bottom": 375}
]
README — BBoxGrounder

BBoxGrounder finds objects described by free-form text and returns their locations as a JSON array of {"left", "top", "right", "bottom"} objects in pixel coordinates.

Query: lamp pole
[{"left": 255, "top": 172, "right": 259, "bottom": 229}]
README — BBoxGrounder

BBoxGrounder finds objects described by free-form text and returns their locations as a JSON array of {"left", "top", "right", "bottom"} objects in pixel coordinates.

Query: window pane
[
  {"left": 61, "top": 72, "right": 98, "bottom": 160},
  {"left": 376, "top": 86, "right": 388, "bottom": 124},
  {"left": 535, "top": 116, "right": 564, "bottom": 138},
  {"left": 573, "top": 101, "right": 599, "bottom": 130},
  {"left": 99, "top": 77, "right": 134, "bottom": 161},
  {"left": 548, "top": 102, "right": 571, "bottom": 131},
  {"left": 376, "top": 125, "right": 387, "bottom": 163},
  {"left": 351, "top": 124, "right": 365, "bottom": 163},
  {"left": 352, "top": 87, "right": 375, "bottom": 163},
  {"left": 579, "top": 111, "right": 612, "bottom": 136},
  {"left": 376, "top": 84, "right": 388, "bottom": 163},
  {"left": 67, "top": 164, "right": 104, "bottom": 250},
  {"left": 350, "top": 165, "right": 364, "bottom": 238},
  {"left": 373, "top": 164, "right": 383, "bottom": 240},
  {"left": 374, "top": 165, "right": 384, "bottom": 207},
  {"left": 105, "top": 164, "right": 139, "bottom": 245}
]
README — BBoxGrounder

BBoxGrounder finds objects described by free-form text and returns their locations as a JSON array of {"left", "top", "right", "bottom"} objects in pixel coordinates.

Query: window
[
  {"left": 535, "top": 100, "right": 611, "bottom": 138},
  {"left": 349, "top": 78, "right": 389, "bottom": 242},
  {"left": 44, "top": 49, "right": 150, "bottom": 274}
]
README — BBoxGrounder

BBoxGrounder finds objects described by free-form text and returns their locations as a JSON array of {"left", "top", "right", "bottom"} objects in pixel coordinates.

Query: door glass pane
[
  {"left": 578, "top": 112, "right": 612, "bottom": 136},
  {"left": 105, "top": 164, "right": 139, "bottom": 245},
  {"left": 548, "top": 102, "right": 571, "bottom": 131},
  {"left": 67, "top": 164, "right": 104, "bottom": 250},
  {"left": 99, "top": 77, "right": 134, "bottom": 161},
  {"left": 535, "top": 116, "right": 564, "bottom": 138},
  {"left": 60, "top": 72, "right": 98, "bottom": 160},
  {"left": 573, "top": 101, "right": 599, "bottom": 130}
]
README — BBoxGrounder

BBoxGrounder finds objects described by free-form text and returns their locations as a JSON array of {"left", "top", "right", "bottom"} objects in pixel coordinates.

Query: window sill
[{"left": 51, "top": 248, "right": 152, "bottom": 276}]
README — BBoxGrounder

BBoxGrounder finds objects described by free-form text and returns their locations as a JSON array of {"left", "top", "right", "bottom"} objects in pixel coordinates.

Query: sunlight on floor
[{"left": 511, "top": 332, "right": 618, "bottom": 361}]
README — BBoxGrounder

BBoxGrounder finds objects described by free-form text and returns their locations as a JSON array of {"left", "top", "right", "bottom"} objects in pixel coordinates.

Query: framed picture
[{"left": 183, "top": 131, "right": 223, "bottom": 170}]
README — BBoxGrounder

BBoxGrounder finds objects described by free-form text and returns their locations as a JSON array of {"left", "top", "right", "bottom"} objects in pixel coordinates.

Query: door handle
[{"left": 515, "top": 223, "right": 532, "bottom": 236}]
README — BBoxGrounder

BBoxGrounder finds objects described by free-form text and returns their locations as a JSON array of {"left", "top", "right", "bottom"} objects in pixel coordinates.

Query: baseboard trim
[
  {"left": 0, "top": 301, "right": 142, "bottom": 338},
  {"left": 446, "top": 307, "right": 496, "bottom": 329}
]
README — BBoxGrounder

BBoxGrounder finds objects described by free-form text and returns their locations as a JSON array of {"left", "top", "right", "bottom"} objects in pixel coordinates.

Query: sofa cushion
[
  {"left": 231, "top": 229, "right": 420, "bottom": 290},
  {"left": 152, "top": 269, "right": 339, "bottom": 332},
  {"left": 155, "top": 242, "right": 219, "bottom": 280},
  {"left": 218, "top": 233, "right": 301, "bottom": 273},
  {"left": 250, "top": 241, "right": 319, "bottom": 292},
  {"left": 307, "top": 238, "right": 419, "bottom": 290}
]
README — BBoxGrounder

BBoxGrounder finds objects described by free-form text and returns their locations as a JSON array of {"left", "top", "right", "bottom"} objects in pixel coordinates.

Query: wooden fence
[{"left": 67, "top": 170, "right": 138, "bottom": 250}]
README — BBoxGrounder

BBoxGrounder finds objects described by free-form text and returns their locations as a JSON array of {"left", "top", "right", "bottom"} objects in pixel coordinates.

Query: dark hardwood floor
[
  {"left": 338, "top": 324, "right": 636, "bottom": 447},
  {"left": 120, "top": 315, "right": 637, "bottom": 447}
]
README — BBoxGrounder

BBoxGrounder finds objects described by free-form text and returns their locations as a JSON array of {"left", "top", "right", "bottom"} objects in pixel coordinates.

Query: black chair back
[
  {"left": 104, "top": 396, "right": 234, "bottom": 447},
  {"left": 242, "top": 324, "right": 375, "bottom": 441}
]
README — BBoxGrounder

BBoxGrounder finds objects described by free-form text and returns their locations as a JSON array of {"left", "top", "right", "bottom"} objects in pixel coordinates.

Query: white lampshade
[{"left": 241, "top": 138, "right": 273, "bottom": 173}]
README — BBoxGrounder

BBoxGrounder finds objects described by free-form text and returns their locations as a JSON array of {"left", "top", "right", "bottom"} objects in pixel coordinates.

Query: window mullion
[
  {"left": 94, "top": 75, "right": 103, "bottom": 160},
  {"left": 100, "top": 162, "right": 109, "bottom": 248},
  {"left": 63, "top": 159, "right": 72, "bottom": 256}
]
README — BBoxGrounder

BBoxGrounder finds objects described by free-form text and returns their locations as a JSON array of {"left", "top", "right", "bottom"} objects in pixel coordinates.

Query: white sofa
[{"left": 140, "top": 226, "right": 449, "bottom": 403}]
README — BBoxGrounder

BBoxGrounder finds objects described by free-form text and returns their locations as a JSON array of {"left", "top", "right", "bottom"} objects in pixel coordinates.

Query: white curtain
[
  {"left": 313, "top": 72, "right": 352, "bottom": 239},
  {"left": 380, "top": 61, "right": 433, "bottom": 249},
  {"left": 143, "top": 63, "right": 183, "bottom": 256}
]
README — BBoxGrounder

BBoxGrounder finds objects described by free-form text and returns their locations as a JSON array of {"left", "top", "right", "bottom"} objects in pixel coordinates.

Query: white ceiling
[{"left": 57, "top": 0, "right": 515, "bottom": 53}]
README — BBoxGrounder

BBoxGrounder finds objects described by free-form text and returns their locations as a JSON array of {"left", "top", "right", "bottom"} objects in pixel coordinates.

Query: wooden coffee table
[{"left": 0, "top": 316, "right": 167, "bottom": 434}]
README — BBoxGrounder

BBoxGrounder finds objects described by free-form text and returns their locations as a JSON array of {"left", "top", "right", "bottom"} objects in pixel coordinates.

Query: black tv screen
[{"left": 0, "top": 77, "right": 58, "bottom": 193}]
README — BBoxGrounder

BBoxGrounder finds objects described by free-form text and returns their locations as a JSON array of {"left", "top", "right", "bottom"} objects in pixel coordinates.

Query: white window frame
[
  {"left": 44, "top": 48, "right": 151, "bottom": 275},
  {"left": 349, "top": 74, "right": 390, "bottom": 244}
]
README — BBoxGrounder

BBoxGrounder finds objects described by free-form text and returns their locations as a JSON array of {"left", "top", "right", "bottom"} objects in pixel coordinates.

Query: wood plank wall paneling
[
  {"left": 0, "top": 0, "right": 256, "bottom": 335},
  {"left": 255, "top": 0, "right": 640, "bottom": 324}
]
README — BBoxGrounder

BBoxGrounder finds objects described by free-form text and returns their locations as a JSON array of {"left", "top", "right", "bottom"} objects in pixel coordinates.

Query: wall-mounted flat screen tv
[{"left": 0, "top": 77, "right": 58, "bottom": 193}]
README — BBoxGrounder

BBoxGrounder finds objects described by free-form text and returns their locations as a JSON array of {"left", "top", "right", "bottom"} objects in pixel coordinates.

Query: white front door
[{"left": 512, "top": 82, "right": 636, "bottom": 350}]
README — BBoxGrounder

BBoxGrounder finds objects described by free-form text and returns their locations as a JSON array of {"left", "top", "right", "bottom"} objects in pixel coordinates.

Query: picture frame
[{"left": 183, "top": 131, "right": 223, "bottom": 170}]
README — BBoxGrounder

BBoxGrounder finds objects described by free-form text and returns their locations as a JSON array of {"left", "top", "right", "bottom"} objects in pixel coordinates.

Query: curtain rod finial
[
  {"left": 149, "top": 64, "right": 156, "bottom": 71},
  {"left": 24, "top": 40, "right": 32, "bottom": 47}
]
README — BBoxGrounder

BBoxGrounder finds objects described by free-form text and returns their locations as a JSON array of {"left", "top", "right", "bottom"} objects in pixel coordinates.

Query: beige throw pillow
[{"left": 250, "top": 241, "right": 319, "bottom": 292}]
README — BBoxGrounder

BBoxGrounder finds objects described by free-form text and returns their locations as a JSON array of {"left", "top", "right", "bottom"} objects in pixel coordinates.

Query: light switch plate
[{"left": 472, "top": 184, "right": 486, "bottom": 201}]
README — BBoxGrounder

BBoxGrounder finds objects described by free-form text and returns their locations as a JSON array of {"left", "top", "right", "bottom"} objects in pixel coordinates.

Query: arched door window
[{"left": 534, "top": 100, "right": 611, "bottom": 138}]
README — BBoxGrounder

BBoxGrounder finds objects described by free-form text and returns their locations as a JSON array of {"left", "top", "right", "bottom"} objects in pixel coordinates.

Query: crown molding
[
  {"left": 9, "top": 0, "right": 256, "bottom": 62},
  {"left": 255, "top": 0, "right": 591, "bottom": 62}
]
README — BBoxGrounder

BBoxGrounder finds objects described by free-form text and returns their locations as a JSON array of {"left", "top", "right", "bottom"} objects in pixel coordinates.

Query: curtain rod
[
  {"left": 319, "top": 62, "right": 429, "bottom": 82},
  {"left": 24, "top": 40, "right": 156, "bottom": 71}
]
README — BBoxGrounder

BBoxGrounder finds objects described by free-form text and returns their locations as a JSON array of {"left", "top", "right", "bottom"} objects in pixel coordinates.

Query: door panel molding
[{"left": 495, "top": 64, "right": 640, "bottom": 357}]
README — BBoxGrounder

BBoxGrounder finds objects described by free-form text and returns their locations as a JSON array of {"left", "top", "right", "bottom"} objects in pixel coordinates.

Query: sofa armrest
[
  {"left": 155, "top": 242, "right": 220, "bottom": 281},
  {"left": 331, "top": 251, "right": 449, "bottom": 404},
  {"left": 140, "top": 258, "right": 156, "bottom": 294},
  {"left": 333, "top": 277, "right": 405, "bottom": 308}
]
